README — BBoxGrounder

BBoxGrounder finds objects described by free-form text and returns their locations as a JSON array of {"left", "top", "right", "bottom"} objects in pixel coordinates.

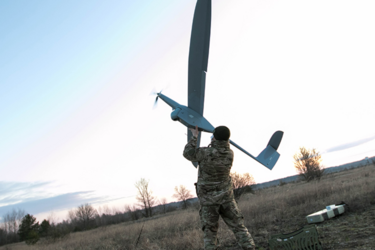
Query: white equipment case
[{"left": 306, "top": 204, "right": 346, "bottom": 224}]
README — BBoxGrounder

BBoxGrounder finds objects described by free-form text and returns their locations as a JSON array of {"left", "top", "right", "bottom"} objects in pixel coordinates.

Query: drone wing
[
  {"left": 187, "top": 0, "right": 211, "bottom": 168},
  {"left": 188, "top": 0, "right": 211, "bottom": 116}
]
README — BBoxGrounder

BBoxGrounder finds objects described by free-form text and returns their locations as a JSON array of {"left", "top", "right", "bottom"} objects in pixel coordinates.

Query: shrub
[
  {"left": 230, "top": 171, "right": 256, "bottom": 201},
  {"left": 293, "top": 147, "right": 325, "bottom": 181}
]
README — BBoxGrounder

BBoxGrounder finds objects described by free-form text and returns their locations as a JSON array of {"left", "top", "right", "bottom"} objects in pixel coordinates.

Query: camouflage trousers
[{"left": 199, "top": 200, "right": 255, "bottom": 250}]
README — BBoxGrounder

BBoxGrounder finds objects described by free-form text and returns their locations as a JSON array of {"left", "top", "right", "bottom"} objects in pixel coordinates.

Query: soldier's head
[{"left": 212, "top": 126, "right": 230, "bottom": 141}]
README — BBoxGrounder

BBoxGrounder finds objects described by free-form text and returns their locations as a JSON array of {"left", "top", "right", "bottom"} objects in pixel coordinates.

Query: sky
[{"left": 1, "top": 0, "right": 375, "bottom": 222}]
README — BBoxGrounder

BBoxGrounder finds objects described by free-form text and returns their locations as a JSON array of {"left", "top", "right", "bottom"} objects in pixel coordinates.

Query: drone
[{"left": 154, "top": 0, "right": 283, "bottom": 170}]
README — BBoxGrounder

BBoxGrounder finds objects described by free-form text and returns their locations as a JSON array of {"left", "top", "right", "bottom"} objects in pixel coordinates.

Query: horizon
[{"left": 1, "top": 0, "right": 375, "bottom": 224}]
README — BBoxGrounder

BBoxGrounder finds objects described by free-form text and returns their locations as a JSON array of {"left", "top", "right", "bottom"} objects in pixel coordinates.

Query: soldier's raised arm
[{"left": 183, "top": 126, "right": 206, "bottom": 162}]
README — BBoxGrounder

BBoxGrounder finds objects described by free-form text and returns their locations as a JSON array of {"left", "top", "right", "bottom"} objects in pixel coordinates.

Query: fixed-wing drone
[{"left": 154, "top": 0, "right": 283, "bottom": 170}]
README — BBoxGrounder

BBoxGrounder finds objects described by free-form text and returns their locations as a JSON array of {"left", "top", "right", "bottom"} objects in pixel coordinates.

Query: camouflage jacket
[{"left": 183, "top": 136, "right": 235, "bottom": 206}]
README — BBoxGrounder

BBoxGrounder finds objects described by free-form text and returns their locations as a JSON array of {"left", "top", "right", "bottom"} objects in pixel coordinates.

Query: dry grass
[{"left": 1, "top": 164, "right": 374, "bottom": 250}]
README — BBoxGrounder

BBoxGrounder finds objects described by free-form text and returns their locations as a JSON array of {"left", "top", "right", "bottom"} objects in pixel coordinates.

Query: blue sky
[{"left": 1, "top": 0, "right": 375, "bottom": 222}]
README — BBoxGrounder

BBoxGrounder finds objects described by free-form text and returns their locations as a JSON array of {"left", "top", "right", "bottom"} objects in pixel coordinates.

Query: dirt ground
[
  {"left": 217, "top": 204, "right": 375, "bottom": 250},
  {"left": 316, "top": 204, "right": 375, "bottom": 250}
]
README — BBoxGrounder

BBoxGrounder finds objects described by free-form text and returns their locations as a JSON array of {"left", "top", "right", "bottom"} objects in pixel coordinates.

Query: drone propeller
[
  {"left": 153, "top": 95, "right": 159, "bottom": 109},
  {"left": 152, "top": 90, "right": 162, "bottom": 109},
  {"left": 151, "top": 83, "right": 171, "bottom": 109}
]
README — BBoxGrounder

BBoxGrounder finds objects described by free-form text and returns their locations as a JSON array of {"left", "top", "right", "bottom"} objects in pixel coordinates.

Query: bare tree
[
  {"left": 230, "top": 172, "right": 256, "bottom": 201},
  {"left": 67, "top": 209, "right": 76, "bottom": 222},
  {"left": 294, "top": 147, "right": 325, "bottom": 181},
  {"left": 111, "top": 206, "right": 118, "bottom": 215},
  {"left": 0, "top": 208, "right": 25, "bottom": 245},
  {"left": 97, "top": 206, "right": 103, "bottom": 216},
  {"left": 3, "top": 211, "right": 14, "bottom": 234},
  {"left": 172, "top": 185, "right": 193, "bottom": 209},
  {"left": 2, "top": 208, "right": 25, "bottom": 234},
  {"left": 158, "top": 198, "right": 168, "bottom": 214},
  {"left": 135, "top": 178, "right": 155, "bottom": 217},
  {"left": 75, "top": 203, "right": 98, "bottom": 230},
  {"left": 125, "top": 204, "right": 140, "bottom": 221},
  {"left": 102, "top": 205, "right": 111, "bottom": 215},
  {"left": 47, "top": 211, "right": 58, "bottom": 226}
]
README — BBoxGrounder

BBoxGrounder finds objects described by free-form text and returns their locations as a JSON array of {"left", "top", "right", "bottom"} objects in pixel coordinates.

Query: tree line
[{"left": 0, "top": 172, "right": 257, "bottom": 247}]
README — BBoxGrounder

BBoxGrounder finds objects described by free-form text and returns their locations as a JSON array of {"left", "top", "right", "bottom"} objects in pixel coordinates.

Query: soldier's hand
[{"left": 189, "top": 125, "right": 199, "bottom": 138}]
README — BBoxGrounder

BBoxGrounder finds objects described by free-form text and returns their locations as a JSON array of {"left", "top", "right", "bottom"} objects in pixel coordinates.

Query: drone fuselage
[
  {"left": 156, "top": 92, "right": 214, "bottom": 133},
  {"left": 171, "top": 106, "right": 214, "bottom": 133}
]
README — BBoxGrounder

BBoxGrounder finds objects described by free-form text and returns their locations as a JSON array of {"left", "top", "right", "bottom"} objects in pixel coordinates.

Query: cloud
[
  {"left": 0, "top": 181, "right": 52, "bottom": 194},
  {"left": 0, "top": 191, "right": 122, "bottom": 219},
  {"left": 324, "top": 135, "right": 375, "bottom": 154},
  {"left": 295, "top": 135, "right": 375, "bottom": 161},
  {"left": 0, "top": 181, "right": 54, "bottom": 207},
  {"left": 0, "top": 181, "right": 124, "bottom": 219}
]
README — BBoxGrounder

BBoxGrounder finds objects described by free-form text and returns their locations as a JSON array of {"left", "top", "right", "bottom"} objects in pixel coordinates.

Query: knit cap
[{"left": 213, "top": 126, "right": 230, "bottom": 141}]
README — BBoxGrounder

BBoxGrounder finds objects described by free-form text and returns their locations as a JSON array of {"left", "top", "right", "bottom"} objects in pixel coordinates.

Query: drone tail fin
[{"left": 256, "top": 131, "right": 284, "bottom": 170}]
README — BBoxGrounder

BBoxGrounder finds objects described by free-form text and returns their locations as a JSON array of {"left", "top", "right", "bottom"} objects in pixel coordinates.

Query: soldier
[{"left": 183, "top": 125, "right": 256, "bottom": 250}]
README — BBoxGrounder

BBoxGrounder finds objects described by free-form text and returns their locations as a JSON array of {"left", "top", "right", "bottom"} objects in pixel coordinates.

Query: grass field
[{"left": 1, "top": 164, "right": 374, "bottom": 250}]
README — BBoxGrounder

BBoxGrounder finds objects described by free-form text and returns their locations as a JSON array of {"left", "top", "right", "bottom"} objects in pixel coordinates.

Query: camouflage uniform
[{"left": 183, "top": 136, "right": 255, "bottom": 250}]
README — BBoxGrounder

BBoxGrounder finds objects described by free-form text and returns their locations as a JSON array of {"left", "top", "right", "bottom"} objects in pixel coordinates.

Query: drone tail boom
[{"left": 229, "top": 131, "right": 284, "bottom": 170}]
